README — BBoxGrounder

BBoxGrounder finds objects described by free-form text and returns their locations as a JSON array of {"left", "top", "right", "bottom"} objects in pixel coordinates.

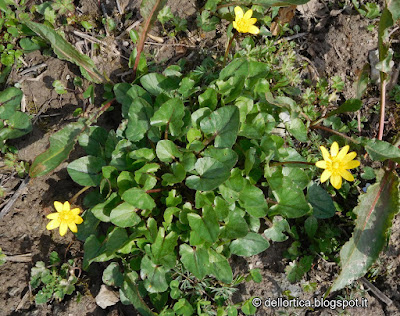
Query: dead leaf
[
  {"left": 95, "top": 284, "right": 120, "bottom": 309},
  {"left": 271, "top": 5, "right": 297, "bottom": 36}
]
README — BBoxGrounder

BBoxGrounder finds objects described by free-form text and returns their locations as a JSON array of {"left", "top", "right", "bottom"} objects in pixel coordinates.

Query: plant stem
[
  {"left": 146, "top": 188, "right": 168, "bottom": 194},
  {"left": 223, "top": 31, "right": 238, "bottom": 67},
  {"left": 70, "top": 186, "right": 91, "bottom": 204},
  {"left": 270, "top": 161, "right": 315, "bottom": 167},
  {"left": 378, "top": 79, "right": 386, "bottom": 140},
  {"left": 310, "top": 124, "right": 357, "bottom": 144},
  {"left": 266, "top": 198, "right": 278, "bottom": 205}
]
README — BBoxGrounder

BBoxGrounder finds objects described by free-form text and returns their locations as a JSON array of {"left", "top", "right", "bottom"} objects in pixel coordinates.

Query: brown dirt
[{"left": 1, "top": 0, "right": 400, "bottom": 315}]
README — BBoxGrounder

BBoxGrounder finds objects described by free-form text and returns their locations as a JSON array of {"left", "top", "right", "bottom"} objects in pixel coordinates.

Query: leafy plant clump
[{"left": 30, "top": 251, "right": 79, "bottom": 304}]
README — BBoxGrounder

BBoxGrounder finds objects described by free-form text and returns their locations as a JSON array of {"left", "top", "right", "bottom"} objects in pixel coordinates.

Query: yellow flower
[
  {"left": 46, "top": 201, "right": 83, "bottom": 236},
  {"left": 233, "top": 6, "right": 260, "bottom": 35},
  {"left": 315, "top": 142, "right": 360, "bottom": 189}
]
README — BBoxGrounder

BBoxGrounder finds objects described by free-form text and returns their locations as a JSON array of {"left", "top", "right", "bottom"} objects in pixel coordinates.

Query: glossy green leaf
[
  {"left": 264, "top": 217, "right": 290, "bottom": 242},
  {"left": 140, "top": 73, "right": 178, "bottom": 96},
  {"left": 230, "top": 232, "right": 270, "bottom": 257},
  {"left": 200, "top": 106, "right": 240, "bottom": 148},
  {"left": 110, "top": 202, "right": 141, "bottom": 227},
  {"left": 286, "top": 117, "right": 308, "bottom": 142},
  {"left": 91, "top": 193, "right": 121, "bottom": 222},
  {"left": 221, "top": 211, "right": 249, "bottom": 239},
  {"left": 208, "top": 249, "right": 233, "bottom": 283},
  {"left": 120, "top": 272, "right": 155, "bottom": 316},
  {"left": 331, "top": 170, "right": 399, "bottom": 292},
  {"left": 179, "top": 244, "right": 209, "bottom": 279},
  {"left": 122, "top": 188, "right": 156, "bottom": 210},
  {"left": 126, "top": 98, "right": 153, "bottom": 142},
  {"left": 150, "top": 98, "right": 185, "bottom": 136},
  {"left": 327, "top": 99, "right": 363, "bottom": 117},
  {"left": 30, "top": 121, "right": 85, "bottom": 178},
  {"left": 156, "top": 140, "right": 182, "bottom": 162},
  {"left": 360, "top": 137, "right": 400, "bottom": 163},
  {"left": 103, "top": 262, "right": 124, "bottom": 287},
  {"left": 140, "top": 255, "right": 169, "bottom": 293},
  {"left": 151, "top": 228, "right": 178, "bottom": 268},
  {"left": 239, "top": 183, "right": 269, "bottom": 218},
  {"left": 0, "top": 87, "right": 23, "bottom": 120},
  {"left": 307, "top": 183, "right": 336, "bottom": 219},
  {"left": 67, "top": 156, "right": 105, "bottom": 186},
  {"left": 23, "top": 21, "right": 103, "bottom": 83},
  {"left": 0, "top": 111, "right": 32, "bottom": 140},
  {"left": 187, "top": 206, "right": 219, "bottom": 244},
  {"left": 186, "top": 157, "right": 231, "bottom": 191}
]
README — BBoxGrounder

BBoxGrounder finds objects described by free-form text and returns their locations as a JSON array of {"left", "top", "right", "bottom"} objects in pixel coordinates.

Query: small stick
[
  {"left": 360, "top": 277, "right": 393, "bottom": 306},
  {"left": 144, "top": 41, "right": 196, "bottom": 48},
  {"left": 378, "top": 79, "right": 386, "bottom": 140},
  {"left": 5, "top": 253, "right": 32, "bottom": 263},
  {"left": 0, "top": 176, "right": 30, "bottom": 220},
  {"left": 274, "top": 32, "right": 307, "bottom": 45},
  {"left": 19, "top": 63, "right": 47, "bottom": 76}
]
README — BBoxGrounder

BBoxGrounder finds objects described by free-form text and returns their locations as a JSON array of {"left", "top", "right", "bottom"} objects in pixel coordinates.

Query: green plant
[
  {"left": 0, "top": 87, "right": 32, "bottom": 153},
  {"left": 14, "top": 0, "right": 400, "bottom": 314},
  {"left": 30, "top": 251, "right": 79, "bottom": 304}
]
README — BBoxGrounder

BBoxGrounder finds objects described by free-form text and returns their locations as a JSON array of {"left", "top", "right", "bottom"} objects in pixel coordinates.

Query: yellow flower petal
[
  {"left": 320, "top": 169, "right": 332, "bottom": 183},
  {"left": 70, "top": 208, "right": 81, "bottom": 216},
  {"left": 342, "top": 152, "right": 357, "bottom": 163},
  {"left": 330, "top": 174, "right": 342, "bottom": 189},
  {"left": 68, "top": 222, "right": 78, "bottom": 233},
  {"left": 248, "top": 18, "right": 257, "bottom": 25},
  {"left": 315, "top": 160, "right": 327, "bottom": 169},
  {"left": 233, "top": 21, "right": 237, "bottom": 29},
  {"left": 248, "top": 25, "right": 260, "bottom": 34},
  {"left": 331, "top": 142, "right": 339, "bottom": 157},
  {"left": 54, "top": 201, "right": 64, "bottom": 212},
  {"left": 339, "top": 169, "right": 354, "bottom": 182},
  {"left": 46, "top": 213, "right": 60, "bottom": 220},
  {"left": 243, "top": 9, "right": 253, "bottom": 20},
  {"left": 75, "top": 215, "right": 84, "bottom": 225},
  {"left": 234, "top": 6, "right": 243, "bottom": 19},
  {"left": 46, "top": 219, "right": 61, "bottom": 230},
  {"left": 320, "top": 146, "right": 331, "bottom": 161},
  {"left": 63, "top": 201, "right": 71, "bottom": 212},
  {"left": 337, "top": 145, "right": 350, "bottom": 160},
  {"left": 59, "top": 222, "right": 68, "bottom": 236},
  {"left": 344, "top": 160, "right": 360, "bottom": 169}
]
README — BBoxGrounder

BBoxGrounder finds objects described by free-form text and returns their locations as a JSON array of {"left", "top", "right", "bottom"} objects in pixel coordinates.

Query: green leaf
[
  {"left": 140, "top": 73, "right": 178, "bottom": 96},
  {"left": 91, "top": 192, "right": 121, "bottom": 222},
  {"left": 200, "top": 106, "right": 240, "bottom": 148},
  {"left": 270, "top": 186, "right": 311, "bottom": 218},
  {"left": 221, "top": 211, "right": 249, "bottom": 239},
  {"left": 78, "top": 126, "right": 107, "bottom": 157},
  {"left": 263, "top": 217, "right": 290, "bottom": 242},
  {"left": 150, "top": 98, "right": 185, "bottom": 136},
  {"left": 307, "top": 183, "right": 336, "bottom": 219},
  {"left": 304, "top": 216, "right": 318, "bottom": 238},
  {"left": 122, "top": 188, "right": 156, "bottom": 210},
  {"left": 52, "top": 80, "right": 67, "bottom": 94},
  {"left": 241, "top": 298, "right": 257, "bottom": 315},
  {"left": 387, "top": 0, "right": 400, "bottom": 21},
  {"left": 140, "top": 255, "right": 169, "bottom": 293},
  {"left": 173, "top": 298, "right": 194, "bottom": 316},
  {"left": 151, "top": 228, "right": 178, "bottom": 267},
  {"left": 360, "top": 138, "right": 400, "bottom": 163},
  {"left": 208, "top": 249, "right": 233, "bottom": 283},
  {"left": 286, "top": 117, "right": 308, "bottom": 142},
  {"left": 330, "top": 170, "right": 399, "bottom": 292},
  {"left": 249, "top": 269, "right": 262, "bottom": 283},
  {"left": 0, "top": 111, "right": 32, "bottom": 140},
  {"left": 186, "top": 157, "right": 231, "bottom": 191},
  {"left": 110, "top": 202, "right": 141, "bottom": 227},
  {"left": 23, "top": 21, "right": 103, "bottom": 83},
  {"left": 179, "top": 244, "right": 209, "bottom": 279},
  {"left": 285, "top": 256, "right": 314, "bottom": 283},
  {"left": 125, "top": 97, "right": 153, "bottom": 142},
  {"left": 0, "top": 87, "right": 23, "bottom": 120},
  {"left": 203, "top": 147, "right": 238, "bottom": 170},
  {"left": 230, "top": 232, "right": 270, "bottom": 257},
  {"left": 67, "top": 156, "right": 105, "bottom": 186},
  {"left": 120, "top": 272, "right": 155, "bottom": 316},
  {"left": 239, "top": 183, "right": 269, "bottom": 218},
  {"left": 198, "top": 88, "right": 218, "bottom": 110},
  {"left": 103, "top": 262, "right": 124, "bottom": 287},
  {"left": 187, "top": 206, "right": 219, "bottom": 244},
  {"left": 30, "top": 121, "right": 85, "bottom": 178},
  {"left": 156, "top": 140, "right": 182, "bottom": 162},
  {"left": 327, "top": 99, "right": 363, "bottom": 117},
  {"left": 105, "top": 227, "right": 129, "bottom": 255}
]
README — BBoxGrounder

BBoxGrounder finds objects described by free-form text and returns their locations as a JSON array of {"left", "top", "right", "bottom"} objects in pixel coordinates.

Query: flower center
[
  {"left": 237, "top": 19, "right": 250, "bottom": 32},
  {"left": 60, "top": 211, "right": 71, "bottom": 221},
  {"left": 332, "top": 161, "right": 340, "bottom": 169}
]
